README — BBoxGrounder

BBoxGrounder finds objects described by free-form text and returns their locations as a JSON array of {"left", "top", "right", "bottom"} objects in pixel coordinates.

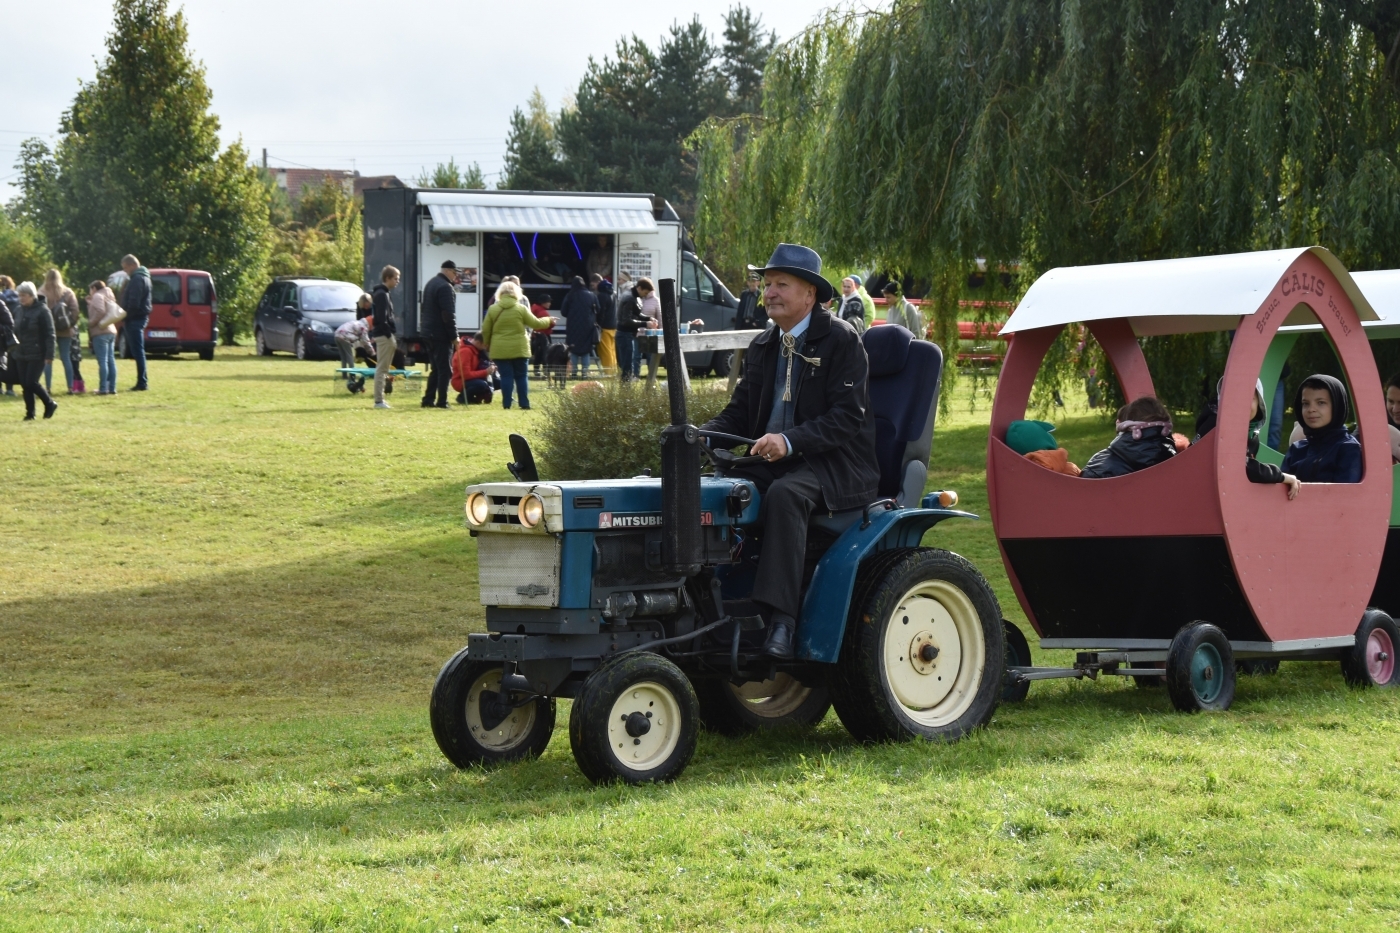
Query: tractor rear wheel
[
  {"left": 831, "top": 548, "right": 1004, "bottom": 743},
  {"left": 1341, "top": 610, "right": 1400, "bottom": 688},
  {"left": 430, "top": 649, "right": 555, "bottom": 768},
  {"left": 569, "top": 653, "right": 699, "bottom": 785},
  {"left": 694, "top": 671, "right": 831, "bottom": 735}
]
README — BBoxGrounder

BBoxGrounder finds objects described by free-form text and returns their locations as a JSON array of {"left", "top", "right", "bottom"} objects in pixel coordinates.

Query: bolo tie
[{"left": 780, "top": 332, "right": 822, "bottom": 402}]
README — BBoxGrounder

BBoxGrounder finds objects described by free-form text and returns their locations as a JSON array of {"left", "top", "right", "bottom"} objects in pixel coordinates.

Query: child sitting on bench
[
  {"left": 1081, "top": 396, "right": 1177, "bottom": 478},
  {"left": 1281, "top": 374, "right": 1363, "bottom": 483}
]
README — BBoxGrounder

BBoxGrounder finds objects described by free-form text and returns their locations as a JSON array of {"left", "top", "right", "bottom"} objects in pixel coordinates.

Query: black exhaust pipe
[{"left": 658, "top": 277, "right": 702, "bottom": 577}]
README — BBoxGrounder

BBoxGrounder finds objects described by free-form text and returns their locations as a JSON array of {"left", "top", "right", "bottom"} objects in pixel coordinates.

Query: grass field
[{"left": 2, "top": 348, "right": 1398, "bottom": 931}]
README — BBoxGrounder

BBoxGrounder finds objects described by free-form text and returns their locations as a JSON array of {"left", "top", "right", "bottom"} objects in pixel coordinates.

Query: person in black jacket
[
  {"left": 420, "top": 260, "right": 459, "bottom": 408},
  {"left": 701, "top": 244, "right": 880, "bottom": 659},
  {"left": 119, "top": 254, "right": 152, "bottom": 391},
  {"left": 734, "top": 272, "right": 765, "bottom": 329},
  {"left": 12, "top": 282, "right": 57, "bottom": 420},
  {"left": 370, "top": 265, "right": 400, "bottom": 409},
  {"left": 614, "top": 280, "right": 653, "bottom": 382},
  {"left": 1081, "top": 396, "right": 1176, "bottom": 478},
  {"left": 560, "top": 276, "right": 599, "bottom": 378},
  {"left": 1193, "top": 377, "right": 1300, "bottom": 497},
  {"left": 0, "top": 296, "right": 16, "bottom": 396}
]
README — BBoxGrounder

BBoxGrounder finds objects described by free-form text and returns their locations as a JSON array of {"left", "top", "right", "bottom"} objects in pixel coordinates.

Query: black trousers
[
  {"left": 730, "top": 459, "right": 826, "bottom": 620},
  {"left": 15, "top": 358, "right": 53, "bottom": 416},
  {"left": 423, "top": 337, "right": 452, "bottom": 406}
]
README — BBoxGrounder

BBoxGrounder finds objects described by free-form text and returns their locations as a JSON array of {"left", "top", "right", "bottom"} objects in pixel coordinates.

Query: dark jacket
[
  {"left": 370, "top": 284, "right": 396, "bottom": 338},
  {"left": 561, "top": 284, "right": 599, "bottom": 354},
  {"left": 420, "top": 272, "right": 457, "bottom": 339},
  {"left": 1281, "top": 430, "right": 1363, "bottom": 483},
  {"left": 615, "top": 288, "right": 651, "bottom": 333},
  {"left": 0, "top": 303, "right": 14, "bottom": 352},
  {"left": 1081, "top": 429, "right": 1176, "bottom": 478},
  {"left": 13, "top": 297, "right": 56, "bottom": 362},
  {"left": 702, "top": 309, "right": 880, "bottom": 511},
  {"left": 735, "top": 288, "right": 765, "bottom": 329},
  {"left": 596, "top": 283, "right": 617, "bottom": 329},
  {"left": 121, "top": 266, "right": 152, "bottom": 319}
]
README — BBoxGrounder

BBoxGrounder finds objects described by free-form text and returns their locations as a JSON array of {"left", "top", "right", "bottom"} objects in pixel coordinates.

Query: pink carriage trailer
[{"left": 989, "top": 248, "right": 1398, "bottom": 711}]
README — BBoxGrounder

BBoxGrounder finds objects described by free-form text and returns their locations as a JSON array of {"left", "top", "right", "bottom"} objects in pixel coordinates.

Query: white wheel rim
[
  {"left": 730, "top": 673, "right": 813, "bottom": 719},
  {"left": 464, "top": 669, "right": 537, "bottom": 751},
  {"left": 881, "top": 579, "right": 986, "bottom": 728},
  {"left": 607, "top": 681, "right": 681, "bottom": 771}
]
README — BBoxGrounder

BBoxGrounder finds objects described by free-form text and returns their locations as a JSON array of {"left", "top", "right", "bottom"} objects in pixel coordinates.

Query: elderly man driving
[{"left": 700, "top": 244, "right": 880, "bottom": 659}]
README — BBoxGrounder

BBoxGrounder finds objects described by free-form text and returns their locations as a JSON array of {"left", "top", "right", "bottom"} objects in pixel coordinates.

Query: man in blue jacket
[
  {"left": 119, "top": 254, "right": 152, "bottom": 391},
  {"left": 420, "top": 260, "right": 459, "bottom": 408}
]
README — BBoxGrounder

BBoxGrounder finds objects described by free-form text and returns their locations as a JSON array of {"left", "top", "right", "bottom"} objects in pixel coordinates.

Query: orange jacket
[{"left": 451, "top": 343, "right": 491, "bottom": 391}]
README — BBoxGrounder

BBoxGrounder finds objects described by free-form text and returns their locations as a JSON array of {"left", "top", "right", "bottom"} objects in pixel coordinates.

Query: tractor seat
[{"left": 809, "top": 324, "right": 943, "bottom": 534}]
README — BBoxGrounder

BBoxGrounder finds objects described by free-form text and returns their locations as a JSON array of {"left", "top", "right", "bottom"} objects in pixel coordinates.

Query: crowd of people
[{"left": 0, "top": 254, "right": 155, "bottom": 420}]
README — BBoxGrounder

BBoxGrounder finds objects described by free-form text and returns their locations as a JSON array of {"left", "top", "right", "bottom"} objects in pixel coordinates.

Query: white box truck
[{"left": 362, "top": 187, "right": 741, "bottom": 375}]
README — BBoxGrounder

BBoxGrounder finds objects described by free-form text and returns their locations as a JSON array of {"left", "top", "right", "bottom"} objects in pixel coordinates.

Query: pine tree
[
  {"left": 415, "top": 158, "right": 486, "bottom": 189},
  {"left": 502, "top": 89, "right": 571, "bottom": 190},
  {"left": 721, "top": 5, "right": 776, "bottom": 114},
  {"left": 17, "top": 0, "right": 269, "bottom": 340}
]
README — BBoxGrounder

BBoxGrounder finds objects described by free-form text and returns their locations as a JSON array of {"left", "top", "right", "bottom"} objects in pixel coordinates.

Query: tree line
[{"left": 501, "top": 6, "right": 774, "bottom": 220}]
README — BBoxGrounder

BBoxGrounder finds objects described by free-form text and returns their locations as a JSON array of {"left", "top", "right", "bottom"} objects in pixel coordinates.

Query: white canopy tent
[
  {"left": 416, "top": 191, "right": 658, "bottom": 235},
  {"left": 1001, "top": 247, "right": 1378, "bottom": 336}
]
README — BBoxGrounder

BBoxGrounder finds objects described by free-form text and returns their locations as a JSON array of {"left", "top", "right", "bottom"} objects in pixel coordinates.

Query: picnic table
[
  {"left": 634, "top": 329, "right": 761, "bottom": 392},
  {"left": 334, "top": 366, "right": 424, "bottom": 395}
]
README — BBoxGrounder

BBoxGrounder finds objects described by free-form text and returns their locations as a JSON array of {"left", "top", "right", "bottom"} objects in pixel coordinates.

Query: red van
[{"left": 115, "top": 268, "right": 219, "bottom": 360}]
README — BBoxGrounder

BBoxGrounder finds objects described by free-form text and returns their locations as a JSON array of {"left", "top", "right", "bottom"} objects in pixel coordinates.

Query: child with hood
[
  {"left": 1194, "top": 377, "right": 1301, "bottom": 498},
  {"left": 1080, "top": 396, "right": 1177, "bottom": 478},
  {"left": 1281, "top": 374, "right": 1363, "bottom": 483}
]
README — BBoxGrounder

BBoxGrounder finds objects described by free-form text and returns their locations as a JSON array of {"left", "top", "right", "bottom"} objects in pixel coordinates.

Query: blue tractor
[{"left": 430, "top": 280, "right": 1007, "bottom": 784}]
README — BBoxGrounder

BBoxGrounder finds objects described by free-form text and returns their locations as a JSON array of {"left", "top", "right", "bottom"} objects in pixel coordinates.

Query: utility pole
[{"left": 262, "top": 148, "right": 268, "bottom": 170}]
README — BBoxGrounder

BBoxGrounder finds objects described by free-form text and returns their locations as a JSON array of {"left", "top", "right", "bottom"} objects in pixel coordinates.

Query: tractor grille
[{"left": 477, "top": 532, "right": 561, "bottom": 607}]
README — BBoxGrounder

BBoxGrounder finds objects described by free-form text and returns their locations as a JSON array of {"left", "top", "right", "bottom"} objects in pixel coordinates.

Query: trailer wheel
[
  {"left": 694, "top": 671, "right": 830, "bottom": 735},
  {"left": 1001, "top": 620, "right": 1031, "bottom": 704},
  {"left": 429, "top": 649, "right": 556, "bottom": 768},
  {"left": 831, "top": 548, "right": 1004, "bottom": 743},
  {"left": 1165, "top": 623, "right": 1235, "bottom": 712},
  {"left": 569, "top": 653, "right": 699, "bottom": 785},
  {"left": 1341, "top": 610, "right": 1400, "bottom": 688}
]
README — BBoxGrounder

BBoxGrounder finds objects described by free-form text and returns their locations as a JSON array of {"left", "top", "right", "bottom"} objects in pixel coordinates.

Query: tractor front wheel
[
  {"left": 694, "top": 671, "right": 831, "bottom": 735},
  {"left": 570, "top": 653, "right": 699, "bottom": 785},
  {"left": 430, "top": 650, "right": 556, "bottom": 768},
  {"left": 831, "top": 548, "right": 1004, "bottom": 743}
]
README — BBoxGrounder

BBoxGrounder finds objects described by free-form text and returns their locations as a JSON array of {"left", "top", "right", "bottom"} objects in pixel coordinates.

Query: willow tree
[{"left": 693, "top": 0, "right": 1400, "bottom": 410}]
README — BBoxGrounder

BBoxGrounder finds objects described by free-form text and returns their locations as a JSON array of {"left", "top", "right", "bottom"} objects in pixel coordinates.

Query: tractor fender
[{"left": 796, "top": 506, "right": 978, "bottom": 662}]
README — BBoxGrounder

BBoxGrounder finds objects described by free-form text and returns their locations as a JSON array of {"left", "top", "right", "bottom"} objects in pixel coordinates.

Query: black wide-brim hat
[{"left": 748, "top": 243, "right": 834, "bottom": 304}]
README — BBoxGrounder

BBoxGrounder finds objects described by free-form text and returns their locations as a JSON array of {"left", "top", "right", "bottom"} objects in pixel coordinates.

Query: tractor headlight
[
  {"left": 937, "top": 490, "right": 959, "bottom": 508},
  {"left": 518, "top": 493, "right": 545, "bottom": 529},
  {"left": 466, "top": 491, "right": 489, "bottom": 526}
]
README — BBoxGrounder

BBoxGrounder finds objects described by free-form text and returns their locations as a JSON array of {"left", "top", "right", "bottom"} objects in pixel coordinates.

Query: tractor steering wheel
[{"left": 693, "top": 429, "right": 767, "bottom": 470}]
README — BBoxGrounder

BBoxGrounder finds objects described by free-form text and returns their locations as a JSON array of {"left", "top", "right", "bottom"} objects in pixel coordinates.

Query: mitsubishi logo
[{"left": 516, "top": 583, "right": 549, "bottom": 597}]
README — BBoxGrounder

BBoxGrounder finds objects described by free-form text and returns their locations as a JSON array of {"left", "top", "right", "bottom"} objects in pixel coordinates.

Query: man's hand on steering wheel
[{"left": 751, "top": 433, "right": 789, "bottom": 462}]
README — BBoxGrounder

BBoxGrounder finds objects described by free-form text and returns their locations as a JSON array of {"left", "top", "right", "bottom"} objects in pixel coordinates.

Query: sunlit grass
[{"left": 1, "top": 350, "right": 1396, "bottom": 931}]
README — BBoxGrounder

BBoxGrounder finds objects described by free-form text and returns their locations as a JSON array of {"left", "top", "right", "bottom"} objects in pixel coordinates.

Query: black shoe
[
  {"left": 763, "top": 614, "right": 796, "bottom": 660},
  {"left": 23, "top": 412, "right": 34, "bottom": 421},
  {"left": 434, "top": 401, "right": 449, "bottom": 409},
  {"left": 43, "top": 400, "right": 57, "bottom": 419},
  {"left": 131, "top": 383, "right": 147, "bottom": 391},
  {"left": 420, "top": 400, "right": 433, "bottom": 408}
]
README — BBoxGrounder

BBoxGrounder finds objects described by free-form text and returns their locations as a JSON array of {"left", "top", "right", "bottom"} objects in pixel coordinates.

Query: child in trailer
[
  {"left": 1080, "top": 396, "right": 1177, "bottom": 478},
  {"left": 1193, "top": 377, "right": 1301, "bottom": 499},
  {"left": 1280, "top": 374, "right": 1363, "bottom": 483}
]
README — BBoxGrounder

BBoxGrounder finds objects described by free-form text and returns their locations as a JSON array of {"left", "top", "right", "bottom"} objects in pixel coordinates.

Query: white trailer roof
[
  {"left": 417, "top": 191, "right": 658, "bottom": 234},
  {"left": 1001, "top": 247, "right": 1377, "bottom": 336}
]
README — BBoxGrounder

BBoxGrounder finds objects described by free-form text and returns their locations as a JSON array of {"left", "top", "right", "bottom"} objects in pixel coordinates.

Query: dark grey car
[{"left": 253, "top": 277, "right": 363, "bottom": 360}]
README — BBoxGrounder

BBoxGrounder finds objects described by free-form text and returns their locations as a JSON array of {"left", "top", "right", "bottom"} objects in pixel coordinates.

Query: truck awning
[{"left": 418, "top": 191, "right": 657, "bottom": 234}]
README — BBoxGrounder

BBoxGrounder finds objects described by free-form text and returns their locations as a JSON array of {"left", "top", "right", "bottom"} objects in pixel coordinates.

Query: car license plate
[{"left": 147, "top": 330, "right": 177, "bottom": 338}]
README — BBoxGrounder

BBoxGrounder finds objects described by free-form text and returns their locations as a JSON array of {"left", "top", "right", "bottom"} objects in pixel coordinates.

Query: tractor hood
[{"left": 465, "top": 476, "right": 760, "bottom": 534}]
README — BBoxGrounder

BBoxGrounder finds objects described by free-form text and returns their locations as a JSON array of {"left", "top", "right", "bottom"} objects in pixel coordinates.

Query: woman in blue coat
[{"left": 1281, "top": 374, "right": 1363, "bottom": 483}]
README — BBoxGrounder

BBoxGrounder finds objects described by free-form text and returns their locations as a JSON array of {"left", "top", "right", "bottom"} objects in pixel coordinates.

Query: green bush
[{"left": 535, "top": 381, "right": 736, "bottom": 480}]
